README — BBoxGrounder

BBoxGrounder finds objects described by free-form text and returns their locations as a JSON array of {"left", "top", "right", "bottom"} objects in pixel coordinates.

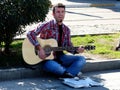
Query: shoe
[
  {"left": 59, "top": 72, "right": 74, "bottom": 80},
  {"left": 73, "top": 72, "right": 86, "bottom": 80},
  {"left": 77, "top": 72, "right": 83, "bottom": 78},
  {"left": 62, "top": 72, "right": 74, "bottom": 78}
]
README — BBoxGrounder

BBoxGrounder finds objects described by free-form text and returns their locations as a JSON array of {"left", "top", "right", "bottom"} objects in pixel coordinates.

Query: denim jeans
[{"left": 42, "top": 54, "right": 86, "bottom": 76}]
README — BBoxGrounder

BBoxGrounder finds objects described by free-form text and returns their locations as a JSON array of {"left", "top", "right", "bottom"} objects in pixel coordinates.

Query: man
[{"left": 27, "top": 3, "right": 86, "bottom": 78}]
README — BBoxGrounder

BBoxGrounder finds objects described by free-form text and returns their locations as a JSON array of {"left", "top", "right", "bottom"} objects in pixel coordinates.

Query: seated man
[{"left": 27, "top": 3, "right": 86, "bottom": 78}]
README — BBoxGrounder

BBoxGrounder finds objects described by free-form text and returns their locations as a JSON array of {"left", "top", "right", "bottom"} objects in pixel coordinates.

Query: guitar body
[
  {"left": 22, "top": 38, "right": 95, "bottom": 65},
  {"left": 22, "top": 38, "right": 58, "bottom": 65}
]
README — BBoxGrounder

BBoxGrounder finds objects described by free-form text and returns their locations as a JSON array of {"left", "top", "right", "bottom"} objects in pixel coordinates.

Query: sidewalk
[
  {"left": 0, "top": 69, "right": 120, "bottom": 90},
  {"left": 50, "top": 0, "right": 120, "bottom": 8}
]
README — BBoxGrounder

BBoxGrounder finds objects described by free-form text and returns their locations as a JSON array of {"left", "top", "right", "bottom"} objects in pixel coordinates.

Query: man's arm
[
  {"left": 27, "top": 31, "right": 39, "bottom": 46},
  {"left": 27, "top": 23, "right": 48, "bottom": 60}
]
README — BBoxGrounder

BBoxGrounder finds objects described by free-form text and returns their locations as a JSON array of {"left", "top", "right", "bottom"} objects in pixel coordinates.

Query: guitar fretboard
[{"left": 51, "top": 47, "right": 78, "bottom": 51}]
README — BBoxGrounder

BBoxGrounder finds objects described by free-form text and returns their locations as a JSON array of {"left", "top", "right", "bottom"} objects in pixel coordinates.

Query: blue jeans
[{"left": 42, "top": 54, "right": 86, "bottom": 76}]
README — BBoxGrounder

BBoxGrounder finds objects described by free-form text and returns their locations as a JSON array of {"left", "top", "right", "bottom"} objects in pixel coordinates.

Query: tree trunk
[
  {"left": 4, "top": 41, "right": 11, "bottom": 55},
  {"left": 4, "top": 32, "right": 12, "bottom": 55}
]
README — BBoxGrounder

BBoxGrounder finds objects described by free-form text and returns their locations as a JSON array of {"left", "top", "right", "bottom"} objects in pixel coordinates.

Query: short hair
[{"left": 52, "top": 3, "right": 65, "bottom": 13}]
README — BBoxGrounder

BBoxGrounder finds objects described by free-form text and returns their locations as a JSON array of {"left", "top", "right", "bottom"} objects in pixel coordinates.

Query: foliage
[
  {"left": 0, "top": 0, "right": 51, "bottom": 54},
  {"left": 0, "top": 40, "right": 24, "bottom": 68}
]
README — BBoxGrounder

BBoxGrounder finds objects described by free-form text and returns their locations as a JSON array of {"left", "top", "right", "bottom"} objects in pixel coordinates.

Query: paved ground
[
  {"left": 50, "top": 0, "right": 120, "bottom": 8},
  {"left": 0, "top": 69, "right": 120, "bottom": 90}
]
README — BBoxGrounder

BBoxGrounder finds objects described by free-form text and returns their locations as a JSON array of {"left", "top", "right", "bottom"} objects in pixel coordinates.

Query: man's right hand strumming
[{"left": 35, "top": 45, "right": 46, "bottom": 60}]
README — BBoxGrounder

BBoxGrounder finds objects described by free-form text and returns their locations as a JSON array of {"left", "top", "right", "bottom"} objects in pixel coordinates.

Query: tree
[{"left": 0, "top": 0, "right": 51, "bottom": 54}]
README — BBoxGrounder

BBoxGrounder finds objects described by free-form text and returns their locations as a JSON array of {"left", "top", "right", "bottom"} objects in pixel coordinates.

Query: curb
[
  {"left": 83, "top": 59, "right": 120, "bottom": 72},
  {"left": 0, "top": 68, "right": 42, "bottom": 81},
  {"left": 0, "top": 59, "right": 120, "bottom": 81},
  {"left": 90, "top": 3, "right": 115, "bottom": 7}
]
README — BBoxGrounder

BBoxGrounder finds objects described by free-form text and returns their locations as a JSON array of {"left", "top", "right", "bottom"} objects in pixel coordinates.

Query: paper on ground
[{"left": 63, "top": 77, "right": 103, "bottom": 88}]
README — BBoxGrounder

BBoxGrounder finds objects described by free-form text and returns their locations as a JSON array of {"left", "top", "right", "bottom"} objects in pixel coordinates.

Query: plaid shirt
[{"left": 27, "top": 19, "right": 75, "bottom": 54}]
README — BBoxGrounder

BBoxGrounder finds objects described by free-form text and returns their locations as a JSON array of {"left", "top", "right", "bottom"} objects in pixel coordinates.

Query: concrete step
[{"left": 0, "top": 59, "right": 120, "bottom": 81}]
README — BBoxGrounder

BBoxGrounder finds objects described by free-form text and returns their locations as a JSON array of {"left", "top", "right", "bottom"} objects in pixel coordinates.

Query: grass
[
  {"left": 11, "top": 33, "right": 120, "bottom": 59},
  {"left": 1, "top": 33, "right": 120, "bottom": 67},
  {"left": 71, "top": 33, "right": 120, "bottom": 59}
]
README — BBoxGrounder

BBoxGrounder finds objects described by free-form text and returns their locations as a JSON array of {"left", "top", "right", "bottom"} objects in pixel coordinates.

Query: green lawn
[
  {"left": 1, "top": 33, "right": 120, "bottom": 67},
  {"left": 12, "top": 33, "right": 120, "bottom": 59},
  {"left": 72, "top": 33, "right": 120, "bottom": 59}
]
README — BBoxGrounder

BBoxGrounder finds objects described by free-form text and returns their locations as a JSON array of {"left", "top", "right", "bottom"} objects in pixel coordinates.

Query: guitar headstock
[{"left": 84, "top": 45, "right": 96, "bottom": 50}]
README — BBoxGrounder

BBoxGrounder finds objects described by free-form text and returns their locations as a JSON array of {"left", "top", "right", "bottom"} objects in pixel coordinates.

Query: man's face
[{"left": 53, "top": 7, "right": 65, "bottom": 24}]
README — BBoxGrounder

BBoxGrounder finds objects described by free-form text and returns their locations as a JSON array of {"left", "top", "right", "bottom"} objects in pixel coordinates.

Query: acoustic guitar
[{"left": 22, "top": 38, "right": 95, "bottom": 65}]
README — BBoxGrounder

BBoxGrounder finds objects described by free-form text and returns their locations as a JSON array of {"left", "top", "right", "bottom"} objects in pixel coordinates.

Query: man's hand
[
  {"left": 35, "top": 45, "right": 46, "bottom": 60},
  {"left": 76, "top": 45, "right": 85, "bottom": 53}
]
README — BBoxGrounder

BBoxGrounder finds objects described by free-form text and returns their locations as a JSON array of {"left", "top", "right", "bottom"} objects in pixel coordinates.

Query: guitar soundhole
[{"left": 44, "top": 45, "right": 52, "bottom": 56}]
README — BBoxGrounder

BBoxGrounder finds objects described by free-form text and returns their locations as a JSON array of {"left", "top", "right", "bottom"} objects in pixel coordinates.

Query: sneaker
[
  {"left": 77, "top": 72, "right": 83, "bottom": 77},
  {"left": 61, "top": 72, "right": 74, "bottom": 78},
  {"left": 59, "top": 72, "right": 74, "bottom": 80},
  {"left": 74, "top": 72, "right": 86, "bottom": 80}
]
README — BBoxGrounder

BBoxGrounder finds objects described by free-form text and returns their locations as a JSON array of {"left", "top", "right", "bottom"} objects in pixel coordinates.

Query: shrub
[{"left": 0, "top": 0, "right": 51, "bottom": 54}]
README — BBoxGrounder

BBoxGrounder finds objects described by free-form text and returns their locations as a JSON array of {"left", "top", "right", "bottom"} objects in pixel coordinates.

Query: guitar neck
[
  {"left": 51, "top": 47, "right": 79, "bottom": 51},
  {"left": 50, "top": 45, "right": 95, "bottom": 51}
]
